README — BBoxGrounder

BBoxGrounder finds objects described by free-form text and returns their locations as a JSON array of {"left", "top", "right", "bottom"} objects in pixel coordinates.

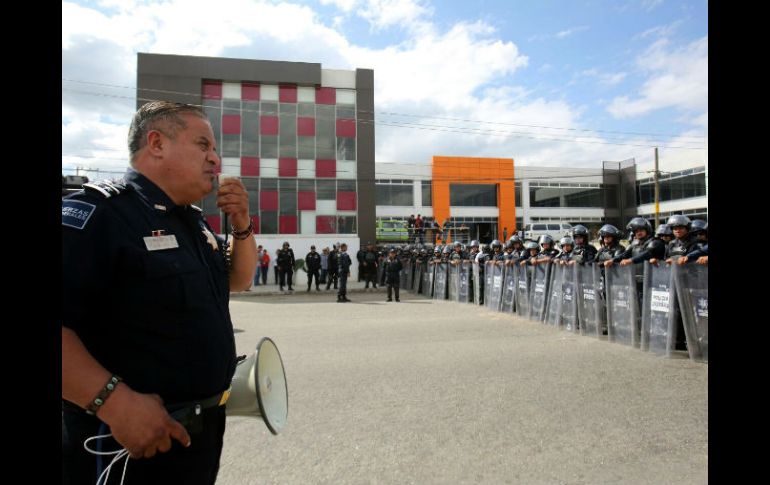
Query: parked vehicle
[
  {"left": 523, "top": 222, "right": 573, "bottom": 242},
  {"left": 376, "top": 219, "right": 408, "bottom": 242}
]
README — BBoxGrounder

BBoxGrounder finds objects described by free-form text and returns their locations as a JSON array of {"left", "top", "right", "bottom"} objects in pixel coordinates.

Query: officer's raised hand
[{"left": 216, "top": 177, "right": 250, "bottom": 230}]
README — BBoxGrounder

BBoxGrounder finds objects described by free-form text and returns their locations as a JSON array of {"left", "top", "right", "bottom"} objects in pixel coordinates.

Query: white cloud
[
  {"left": 356, "top": 0, "right": 433, "bottom": 31},
  {"left": 579, "top": 68, "right": 627, "bottom": 86},
  {"left": 555, "top": 25, "right": 589, "bottom": 39},
  {"left": 320, "top": 0, "right": 358, "bottom": 12},
  {"left": 607, "top": 36, "right": 707, "bottom": 121},
  {"left": 642, "top": 0, "right": 664, "bottom": 11}
]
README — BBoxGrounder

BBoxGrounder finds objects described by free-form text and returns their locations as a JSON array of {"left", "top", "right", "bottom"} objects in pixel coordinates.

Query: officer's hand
[
  {"left": 696, "top": 256, "right": 708, "bottom": 265},
  {"left": 677, "top": 256, "right": 689, "bottom": 265},
  {"left": 665, "top": 258, "right": 673, "bottom": 265},
  {"left": 99, "top": 385, "right": 191, "bottom": 459},
  {"left": 649, "top": 258, "right": 658, "bottom": 266},
  {"left": 217, "top": 178, "right": 250, "bottom": 230},
  {"left": 568, "top": 261, "right": 576, "bottom": 266},
  {"left": 619, "top": 259, "right": 632, "bottom": 266},
  {"left": 604, "top": 260, "right": 614, "bottom": 268}
]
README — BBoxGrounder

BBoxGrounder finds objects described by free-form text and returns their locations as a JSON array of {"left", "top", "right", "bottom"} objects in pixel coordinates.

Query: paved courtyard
[{"left": 217, "top": 289, "right": 707, "bottom": 484}]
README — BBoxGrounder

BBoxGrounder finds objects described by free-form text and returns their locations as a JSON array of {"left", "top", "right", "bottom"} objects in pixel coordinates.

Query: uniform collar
[{"left": 123, "top": 169, "right": 182, "bottom": 214}]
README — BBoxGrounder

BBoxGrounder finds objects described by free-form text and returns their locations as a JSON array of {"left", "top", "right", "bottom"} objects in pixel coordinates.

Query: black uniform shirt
[{"left": 62, "top": 170, "right": 236, "bottom": 405}]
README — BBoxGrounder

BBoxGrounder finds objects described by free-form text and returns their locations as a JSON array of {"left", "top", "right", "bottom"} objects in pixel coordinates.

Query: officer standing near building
[
  {"left": 337, "top": 243, "right": 352, "bottom": 302},
  {"left": 277, "top": 241, "right": 296, "bottom": 292},
  {"left": 305, "top": 245, "right": 322, "bottom": 291},
  {"left": 326, "top": 243, "right": 339, "bottom": 290},
  {"left": 62, "top": 101, "right": 258, "bottom": 484},
  {"left": 383, "top": 248, "right": 403, "bottom": 302}
]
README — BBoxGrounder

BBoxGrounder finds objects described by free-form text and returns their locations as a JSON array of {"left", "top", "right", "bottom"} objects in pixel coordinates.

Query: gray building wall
[{"left": 356, "top": 68, "right": 375, "bottom": 244}]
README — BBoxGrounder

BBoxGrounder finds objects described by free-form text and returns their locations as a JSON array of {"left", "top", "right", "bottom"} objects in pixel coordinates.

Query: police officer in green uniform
[{"left": 62, "top": 102, "right": 258, "bottom": 484}]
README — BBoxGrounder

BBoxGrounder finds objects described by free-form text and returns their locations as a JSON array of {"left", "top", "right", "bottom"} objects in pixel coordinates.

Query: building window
[
  {"left": 421, "top": 180, "right": 432, "bottom": 206},
  {"left": 514, "top": 182, "right": 522, "bottom": 207},
  {"left": 449, "top": 184, "right": 497, "bottom": 206},
  {"left": 337, "top": 216, "right": 357, "bottom": 234},
  {"left": 376, "top": 182, "right": 413, "bottom": 206},
  {"left": 635, "top": 170, "right": 706, "bottom": 205}
]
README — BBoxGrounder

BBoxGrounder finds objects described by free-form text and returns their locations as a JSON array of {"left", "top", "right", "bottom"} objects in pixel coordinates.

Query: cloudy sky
[{"left": 62, "top": 0, "right": 707, "bottom": 178}]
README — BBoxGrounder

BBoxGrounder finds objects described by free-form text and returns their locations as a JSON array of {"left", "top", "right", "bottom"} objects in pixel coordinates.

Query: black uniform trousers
[
  {"left": 62, "top": 404, "right": 226, "bottom": 485},
  {"left": 387, "top": 280, "right": 400, "bottom": 301},
  {"left": 307, "top": 269, "right": 320, "bottom": 289},
  {"left": 279, "top": 268, "right": 293, "bottom": 290}
]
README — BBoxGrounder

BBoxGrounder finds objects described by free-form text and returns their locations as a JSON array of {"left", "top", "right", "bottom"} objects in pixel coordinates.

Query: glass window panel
[
  {"left": 421, "top": 181, "right": 432, "bottom": 206},
  {"left": 243, "top": 178, "right": 259, "bottom": 213},
  {"left": 336, "top": 137, "right": 356, "bottom": 161},
  {"left": 298, "top": 104, "right": 315, "bottom": 117},
  {"left": 317, "top": 180, "right": 336, "bottom": 200},
  {"left": 563, "top": 187, "right": 604, "bottom": 207},
  {"left": 337, "top": 180, "right": 356, "bottom": 192},
  {"left": 529, "top": 186, "right": 560, "bottom": 207},
  {"left": 221, "top": 134, "right": 240, "bottom": 158},
  {"left": 376, "top": 184, "right": 413, "bottom": 206},
  {"left": 260, "top": 101, "right": 278, "bottom": 115},
  {"left": 298, "top": 179, "right": 315, "bottom": 192},
  {"left": 279, "top": 112, "right": 297, "bottom": 158},
  {"left": 337, "top": 216, "right": 357, "bottom": 234},
  {"left": 298, "top": 136, "right": 315, "bottom": 159},
  {"left": 222, "top": 99, "right": 240, "bottom": 116},
  {"left": 449, "top": 184, "right": 497, "bottom": 206},
  {"left": 279, "top": 103, "right": 297, "bottom": 115},
  {"left": 336, "top": 106, "right": 355, "bottom": 119},
  {"left": 316, "top": 105, "right": 336, "bottom": 160},
  {"left": 260, "top": 178, "right": 278, "bottom": 191},
  {"left": 260, "top": 211, "right": 277, "bottom": 234},
  {"left": 241, "top": 101, "right": 259, "bottom": 156},
  {"left": 604, "top": 185, "right": 618, "bottom": 208},
  {"left": 514, "top": 182, "right": 522, "bottom": 207},
  {"left": 261, "top": 135, "right": 278, "bottom": 158},
  {"left": 279, "top": 179, "right": 297, "bottom": 215}
]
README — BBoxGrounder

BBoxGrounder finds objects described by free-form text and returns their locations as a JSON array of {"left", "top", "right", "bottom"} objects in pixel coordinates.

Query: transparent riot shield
[
  {"left": 641, "top": 262, "right": 676, "bottom": 355},
  {"left": 415, "top": 262, "right": 424, "bottom": 294},
  {"left": 500, "top": 265, "right": 517, "bottom": 313},
  {"left": 544, "top": 263, "right": 563, "bottom": 327},
  {"left": 448, "top": 263, "right": 460, "bottom": 301},
  {"left": 483, "top": 261, "right": 495, "bottom": 309},
  {"left": 433, "top": 263, "right": 448, "bottom": 300},
  {"left": 421, "top": 263, "right": 434, "bottom": 298},
  {"left": 561, "top": 264, "right": 578, "bottom": 333},
  {"left": 399, "top": 259, "right": 408, "bottom": 289},
  {"left": 515, "top": 265, "right": 532, "bottom": 319},
  {"left": 404, "top": 259, "right": 413, "bottom": 292},
  {"left": 605, "top": 264, "right": 640, "bottom": 347},
  {"left": 472, "top": 262, "right": 481, "bottom": 305},
  {"left": 674, "top": 263, "right": 708, "bottom": 363},
  {"left": 576, "top": 264, "right": 601, "bottom": 337},
  {"left": 458, "top": 262, "right": 471, "bottom": 303},
  {"left": 529, "top": 264, "right": 551, "bottom": 322},
  {"left": 377, "top": 262, "right": 385, "bottom": 287}
]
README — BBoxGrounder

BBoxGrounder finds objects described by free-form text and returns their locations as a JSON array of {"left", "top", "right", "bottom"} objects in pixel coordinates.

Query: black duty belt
[{"left": 167, "top": 389, "right": 231, "bottom": 433}]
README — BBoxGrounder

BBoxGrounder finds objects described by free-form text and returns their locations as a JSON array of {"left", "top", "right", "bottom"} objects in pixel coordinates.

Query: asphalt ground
[{"left": 217, "top": 289, "right": 707, "bottom": 485}]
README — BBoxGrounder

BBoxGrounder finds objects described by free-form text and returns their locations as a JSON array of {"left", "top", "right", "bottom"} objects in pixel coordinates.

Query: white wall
[{"left": 249, "top": 235, "right": 361, "bottom": 280}]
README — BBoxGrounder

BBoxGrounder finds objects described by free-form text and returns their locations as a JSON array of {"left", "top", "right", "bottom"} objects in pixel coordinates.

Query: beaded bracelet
[
  {"left": 231, "top": 220, "right": 254, "bottom": 240},
  {"left": 85, "top": 375, "right": 122, "bottom": 416}
]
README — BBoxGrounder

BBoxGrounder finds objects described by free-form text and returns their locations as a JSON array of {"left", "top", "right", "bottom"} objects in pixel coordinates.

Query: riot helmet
[
  {"left": 666, "top": 214, "right": 691, "bottom": 230},
  {"left": 626, "top": 217, "right": 652, "bottom": 234},
  {"left": 690, "top": 219, "right": 708, "bottom": 235},
  {"left": 490, "top": 240, "right": 503, "bottom": 251}
]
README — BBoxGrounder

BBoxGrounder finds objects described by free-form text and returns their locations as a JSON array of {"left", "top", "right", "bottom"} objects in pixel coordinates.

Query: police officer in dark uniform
[
  {"left": 62, "top": 101, "right": 258, "bottom": 485},
  {"left": 568, "top": 225, "right": 598, "bottom": 266},
  {"left": 305, "top": 245, "right": 322, "bottom": 291},
  {"left": 362, "top": 242, "right": 379, "bottom": 289},
  {"left": 277, "top": 242, "right": 296, "bottom": 292},
  {"left": 383, "top": 248, "right": 403, "bottom": 302},
  {"left": 326, "top": 243, "right": 339, "bottom": 290},
  {"left": 337, "top": 243, "right": 352, "bottom": 302},
  {"left": 609, "top": 217, "right": 665, "bottom": 267}
]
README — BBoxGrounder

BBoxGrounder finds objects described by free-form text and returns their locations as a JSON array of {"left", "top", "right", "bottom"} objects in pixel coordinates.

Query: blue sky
[{"left": 62, "top": 0, "right": 707, "bottom": 177}]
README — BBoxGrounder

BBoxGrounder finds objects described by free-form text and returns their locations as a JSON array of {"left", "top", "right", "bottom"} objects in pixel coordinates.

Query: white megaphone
[{"left": 226, "top": 337, "right": 288, "bottom": 434}]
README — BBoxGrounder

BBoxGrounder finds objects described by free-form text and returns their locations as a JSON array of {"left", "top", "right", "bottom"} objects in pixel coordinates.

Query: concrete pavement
[{"left": 217, "top": 291, "right": 707, "bottom": 484}]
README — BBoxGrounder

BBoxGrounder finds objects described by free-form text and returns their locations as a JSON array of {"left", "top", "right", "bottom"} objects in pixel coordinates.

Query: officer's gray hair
[{"left": 128, "top": 101, "right": 208, "bottom": 164}]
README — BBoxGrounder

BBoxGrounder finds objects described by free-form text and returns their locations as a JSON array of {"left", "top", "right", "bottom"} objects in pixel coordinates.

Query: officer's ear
[{"left": 146, "top": 129, "right": 166, "bottom": 156}]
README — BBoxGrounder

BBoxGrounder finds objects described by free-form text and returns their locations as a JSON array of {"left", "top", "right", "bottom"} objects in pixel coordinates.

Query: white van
[{"left": 523, "top": 222, "right": 573, "bottom": 242}]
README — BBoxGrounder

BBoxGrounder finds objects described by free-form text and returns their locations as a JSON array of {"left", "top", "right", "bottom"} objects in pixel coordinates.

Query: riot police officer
[
  {"left": 277, "top": 242, "right": 296, "bottom": 291},
  {"left": 595, "top": 224, "right": 625, "bottom": 264},
  {"left": 305, "top": 245, "right": 322, "bottom": 291},
  {"left": 568, "top": 224, "right": 597, "bottom": 266}
]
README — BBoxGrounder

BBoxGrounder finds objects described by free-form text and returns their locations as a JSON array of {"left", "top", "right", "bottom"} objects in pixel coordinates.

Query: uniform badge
[
  {"left": 62, "top": 200, "right": 96, "bottom": 230},
  {"left": 144, "top": 232, "right": 179, "bottom": 251},
  {"left": 202, "top": 228, "right": 219, "bottom": 251}
]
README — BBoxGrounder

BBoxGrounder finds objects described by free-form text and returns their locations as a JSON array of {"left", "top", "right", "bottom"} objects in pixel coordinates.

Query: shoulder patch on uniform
[
  {"left": 83, "top": 179, "right": 129, "bottom": 198},
  {"left": 189, "top": 204, "right": 203, "bottom": 212},
  {"left": 62, "top": 200, "right": 96, "bottom": 230}
]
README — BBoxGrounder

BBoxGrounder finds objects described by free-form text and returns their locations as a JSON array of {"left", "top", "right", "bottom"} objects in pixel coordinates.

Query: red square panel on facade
[
  {"left": 242, "top": 83, "right": 260, "bottom": 101},
  {"left": 222, "top": 115, "right": 241, "bottom": 134},
  {"left": 279, "top": 85, "right": 297, "bottom": 103},
  {"left": 250, "top": 215, "right": 260, "bottom": 234},
  {"left": 337, "top": 191, "right": 357, "bottom": 211},
  {"left": 336, "top": 119, "right": 356, "bottom": 138},
  {"left": 297, "top": 117, "right": 315, "bottom": 136},
  {"left": 315, "top": 87, "right": 336, "bottom": 105},
  {"left": 316, "top": 216, "right": 336, "bottom": 234},
  {"left": 205, "top": 215, "right": 221, "bottom": 233},
  {"left": 298, "top": 191, "right": 316, "bottom": 210},
  {"left": 260, "top": 116, "right": 279, "bottom": 135},
  {"left": 279, "top": 215, "right": 297, "bottom": 234},
  {"left": 279, "top": 158, "right": 297, "bottom": 177},
  {"left": 241, "top": 157, "right": 259, "bottom": 176},
  {"left": 260, "top": 191, "right": 278, "bottom": 211},
  {"left": 203, "top": 81, "right": 222, "bottom": 100},
  {"left": 316, "top": 159, "right": 336, "bottom": 178}
]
